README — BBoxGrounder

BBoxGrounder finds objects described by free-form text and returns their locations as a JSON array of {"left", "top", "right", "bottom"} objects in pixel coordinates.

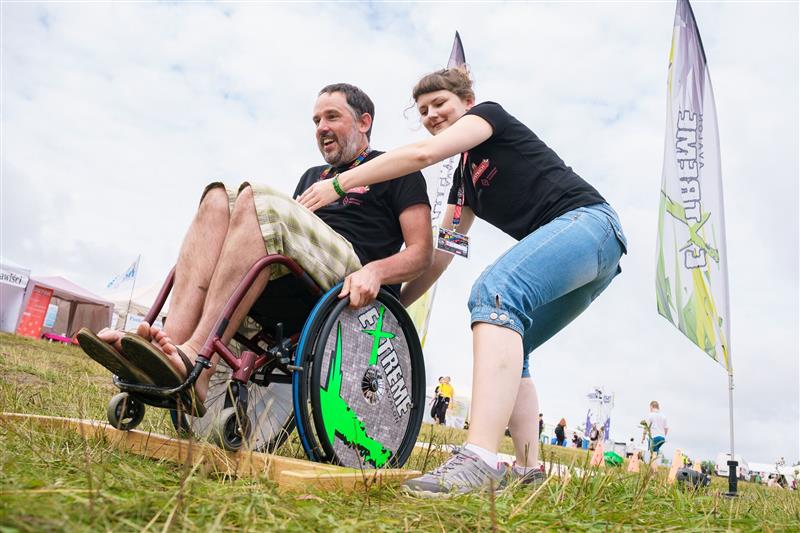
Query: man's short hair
[{"left": 318, "top": 83, "right": 375, "bottom": 140}]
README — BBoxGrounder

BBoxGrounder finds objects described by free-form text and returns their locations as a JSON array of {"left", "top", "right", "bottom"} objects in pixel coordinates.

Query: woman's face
[{"left": 416, "top": 90, "right": 473, "bottom": 135}]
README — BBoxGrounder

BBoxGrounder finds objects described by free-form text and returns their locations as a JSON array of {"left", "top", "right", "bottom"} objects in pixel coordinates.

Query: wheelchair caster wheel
[
  {"left": 211, "top": 406, "right": 251, "bottom": 451},
  {"left": 185, "top": 361, "right": 294, "bottom": 453},
  {"left": 107, "top": 392, "right": 145, "bottom": 430}
]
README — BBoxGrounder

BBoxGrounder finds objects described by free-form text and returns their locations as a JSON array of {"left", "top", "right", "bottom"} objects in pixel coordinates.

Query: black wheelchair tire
[{"left": 292, "top": 287, "right": 346, "bottom": 463}]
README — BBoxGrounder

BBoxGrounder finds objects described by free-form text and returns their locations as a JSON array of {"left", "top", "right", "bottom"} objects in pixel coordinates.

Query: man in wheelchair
[{"left": 85, "top": 83, "right": 432, "bottom": 416}]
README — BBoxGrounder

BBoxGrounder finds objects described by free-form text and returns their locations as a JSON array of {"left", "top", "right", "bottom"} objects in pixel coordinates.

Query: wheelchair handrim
[{"left": 292, "top": 283, "right": 344, "bottom": 461}]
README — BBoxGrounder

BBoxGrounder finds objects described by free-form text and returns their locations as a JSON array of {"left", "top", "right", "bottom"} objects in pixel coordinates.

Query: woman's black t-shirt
[{"left": 447, "top": 102, "right": 606, "bottom": 240}]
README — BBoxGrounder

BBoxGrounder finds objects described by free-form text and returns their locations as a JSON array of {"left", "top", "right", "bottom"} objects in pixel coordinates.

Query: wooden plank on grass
[
  {"left": 1, "top": 413, "right": 419, "bottom": 492},
  {"left": 277, "top": 468, "right": 420, "bottom": 492}
]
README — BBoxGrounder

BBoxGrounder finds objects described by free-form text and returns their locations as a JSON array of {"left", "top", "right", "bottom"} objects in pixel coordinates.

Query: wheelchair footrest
[{"left": 113, "top": 374, "right": 207, "bottom": 417}]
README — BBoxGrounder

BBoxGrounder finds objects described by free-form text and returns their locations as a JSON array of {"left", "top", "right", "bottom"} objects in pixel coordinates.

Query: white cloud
[{"left": 2, "top": 2, "right": 797, "bottom": 465}]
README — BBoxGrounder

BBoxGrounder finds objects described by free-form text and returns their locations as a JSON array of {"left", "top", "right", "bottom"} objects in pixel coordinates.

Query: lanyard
[
  {"left": 452, "top": 151, "right": 469, "bottom": 227},
  {"left": 319, "top": 147, "right": 371, "bottom": 181}
]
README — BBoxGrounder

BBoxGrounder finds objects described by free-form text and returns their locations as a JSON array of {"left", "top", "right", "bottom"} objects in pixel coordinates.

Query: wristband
[{"left": 332, "top": 176, "right": 346, "bottom": 197}]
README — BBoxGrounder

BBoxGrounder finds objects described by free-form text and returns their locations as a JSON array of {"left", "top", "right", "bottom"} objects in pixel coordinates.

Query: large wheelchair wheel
[
  {"left": 292, "top": 284, "right": 425, "bottom": 469},
  {"left": 178, "top": 356, "right": 294, "bottom": 453}
]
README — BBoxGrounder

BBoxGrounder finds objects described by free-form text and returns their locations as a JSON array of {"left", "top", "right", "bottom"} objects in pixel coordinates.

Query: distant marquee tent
[
  {"left": 0, "top": 257, "right": 31, "bottom": 333},
  {"left": 104, "top": 281, "right": 168, "bottom": 330},
  {"left": 16, "top": 276, "right": 114, "bottom": 338}
]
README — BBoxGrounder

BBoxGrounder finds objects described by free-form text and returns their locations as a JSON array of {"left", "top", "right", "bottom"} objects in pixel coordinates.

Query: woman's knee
[{"left": 468, "top": 275, "right": 527, "bottom": 335}]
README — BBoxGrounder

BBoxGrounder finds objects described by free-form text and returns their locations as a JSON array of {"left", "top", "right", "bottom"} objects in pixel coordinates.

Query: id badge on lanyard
[{"left": 434, "top": 152, "right": 470, "bottom": 258}]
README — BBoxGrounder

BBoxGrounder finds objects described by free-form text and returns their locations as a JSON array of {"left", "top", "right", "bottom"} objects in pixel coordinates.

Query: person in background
[
  {"left": 436, "top": 376, "right": 454, "bottom": 425},
  {"left": 641, "top": 400, "right": 669, "bottom": 459},
  {"left": 431, "top": 376, "right": 444, "bottom": 423},
  {"left": 589, "top": 423, "right": 601, "bottom": 451},
  {"left": 538, "top": 413, "right": 545, "bottom": 440},
  {"left": 571, "top": 432, "right": 582, "bottom": 448},
  {"left": 555, "top": 418, "right": 567, "bottom": 447}
]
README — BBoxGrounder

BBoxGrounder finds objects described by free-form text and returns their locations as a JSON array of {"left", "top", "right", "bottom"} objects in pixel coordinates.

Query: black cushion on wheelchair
[
  {"left": 249, "top": 275, "right": 401, "bottom": 336},
  {"left": 248, "top": 275, "right": 320, "bottom": 335}
]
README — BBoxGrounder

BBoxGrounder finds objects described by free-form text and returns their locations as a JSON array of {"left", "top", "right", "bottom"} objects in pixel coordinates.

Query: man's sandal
[
  {"left": 120, "top": 334, "right": 207, "bottom": 417},
  {"left": 76, "top": 328, "right": 152, "bottom": 384}
]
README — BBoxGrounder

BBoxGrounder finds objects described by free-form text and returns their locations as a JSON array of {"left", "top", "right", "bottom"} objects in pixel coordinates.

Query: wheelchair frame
[{"left": 106, "top": 253, "right": 426, "bottom": 468}]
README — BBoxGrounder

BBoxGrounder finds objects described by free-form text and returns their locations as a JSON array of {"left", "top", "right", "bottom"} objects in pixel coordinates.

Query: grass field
[{"left": 1, "top": 333, "right": 797, "bottom": 532}]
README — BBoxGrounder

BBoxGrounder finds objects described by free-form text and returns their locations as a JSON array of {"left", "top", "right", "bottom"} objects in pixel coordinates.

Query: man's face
[{"left": 313, "top": 92, "right": 366, "bottom": 166}]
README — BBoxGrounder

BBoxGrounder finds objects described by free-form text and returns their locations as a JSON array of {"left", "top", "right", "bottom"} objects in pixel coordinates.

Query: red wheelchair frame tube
[{"left": 142, "top": 255, "right": 322, "bottom": 382}]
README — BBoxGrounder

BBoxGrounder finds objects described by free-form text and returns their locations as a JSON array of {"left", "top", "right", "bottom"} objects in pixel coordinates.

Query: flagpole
[
  {"left": 725, "top": 368, "right": 738, "bottom": 495},
  {"left": 121, "top": 255, "right": 140, "bottom": 331}
]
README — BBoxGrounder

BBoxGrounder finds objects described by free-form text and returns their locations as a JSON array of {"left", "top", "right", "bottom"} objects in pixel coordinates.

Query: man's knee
[
  {"left": 200, "top": 186, "right": 231, "bottom": 218},
  {"left": 230, "top": 185, "right": 255, "bottom": 225}
]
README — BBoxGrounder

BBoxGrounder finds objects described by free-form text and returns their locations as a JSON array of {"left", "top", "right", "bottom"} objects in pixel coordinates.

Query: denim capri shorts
[{"left": 467, "top": 203, "right": 627, "bottom": 377}]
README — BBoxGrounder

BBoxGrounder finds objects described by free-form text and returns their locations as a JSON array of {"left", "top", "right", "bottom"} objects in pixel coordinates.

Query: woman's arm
[
  {"left": 400, "top": 204, "right": 476, "bottom": 307},
  {"left": 298, "top": 115, "right": 492, "bottom": 211}
]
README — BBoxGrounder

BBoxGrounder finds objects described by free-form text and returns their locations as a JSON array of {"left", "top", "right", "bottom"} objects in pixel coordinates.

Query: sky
[{"left": 2, "top": 1, "right": 798, "bottom": 466}]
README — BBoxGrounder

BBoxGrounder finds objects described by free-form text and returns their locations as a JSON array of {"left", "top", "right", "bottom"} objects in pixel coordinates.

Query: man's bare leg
[
  {"left": 160, "top": 186, "right": 231, "bottom": 343},
  {"left": 150, "top": 185, "right": 270, "bottom": 401},
  {"left": 507, "top": 377, "right": 540, "bottom": 469},
  {"left": 97, "top": 186, "right": 230, "bottom": 350}
]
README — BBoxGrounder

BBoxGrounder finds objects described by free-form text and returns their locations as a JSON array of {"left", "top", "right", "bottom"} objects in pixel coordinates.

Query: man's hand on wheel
[{"left": 340, "top": 265, "right": 381, "bottom": 308}]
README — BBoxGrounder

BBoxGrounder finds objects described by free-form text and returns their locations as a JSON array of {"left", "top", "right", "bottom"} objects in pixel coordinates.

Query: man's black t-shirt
[
  {"left": 294, "top": 150, "right": 430, "bottom": 265},
  {"left": 447, "top": 102, "right": 606, "bottom": 240}
]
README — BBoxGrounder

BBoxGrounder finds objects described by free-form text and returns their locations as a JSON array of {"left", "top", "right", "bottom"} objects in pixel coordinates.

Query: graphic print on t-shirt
[
  {"left": 448, "top": 102, "right": 606, "bottom": 240},
  {"left": 470, "top": 158, "right": 498, "bottom": 188},
  {"left": 341, "top": 185, "right": 370, "bottom": 206}
]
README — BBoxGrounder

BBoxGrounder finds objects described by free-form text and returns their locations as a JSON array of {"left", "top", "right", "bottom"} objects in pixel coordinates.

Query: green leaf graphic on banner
[
  {"left": 656, "top": 194, "right": 675, "bottom": 323},
  {"left": 662, "top": 192, "right": 720, "bottom": 263},
  {"left": 659, "top": 189, "right": 724, "bottom": 362}
]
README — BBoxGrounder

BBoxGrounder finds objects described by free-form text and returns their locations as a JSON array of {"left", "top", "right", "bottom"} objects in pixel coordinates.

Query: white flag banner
[
  {"left": 656, "top": 0, "right": 731, "bottom": 372},
  {"left": 406, "top": 31, "right": 466, "bottom": 346},
  {"left": 107, "top": 257, "right": 140, "bottom": 290}
]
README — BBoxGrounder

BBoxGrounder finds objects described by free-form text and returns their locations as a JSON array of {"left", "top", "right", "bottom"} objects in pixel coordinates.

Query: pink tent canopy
[
  {"left": 21, "top": 276, "right": 114, "bottom": 337},
  {"left": 33, "top": 276, "right": 113, "bottom": 307}
]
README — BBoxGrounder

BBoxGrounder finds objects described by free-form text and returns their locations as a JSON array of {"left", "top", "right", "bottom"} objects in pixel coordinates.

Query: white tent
[
  {"left": 104, "top": 281, "right": 168, "bottom": 330},
  {"left": 0, "top": 257, "right": 31, "bottom": 332}
]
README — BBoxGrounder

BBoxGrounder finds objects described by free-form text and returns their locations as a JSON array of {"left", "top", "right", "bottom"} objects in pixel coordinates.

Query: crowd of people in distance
[{"left": 524, "top": 400, "right": 668, "bottom": 461}]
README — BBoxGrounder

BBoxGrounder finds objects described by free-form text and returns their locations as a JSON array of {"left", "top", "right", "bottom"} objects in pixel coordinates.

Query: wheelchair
[{"left": 104, "top": 254, "right": 426, "bottom": 469}]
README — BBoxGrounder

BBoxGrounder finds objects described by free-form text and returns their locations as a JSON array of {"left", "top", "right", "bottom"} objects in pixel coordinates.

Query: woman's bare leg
[
  {"left": 507, "top": 377, "right": 540, "bottom": 468},
  {"left": 465, "top": 323, "right": 523, "bottom": 453}
]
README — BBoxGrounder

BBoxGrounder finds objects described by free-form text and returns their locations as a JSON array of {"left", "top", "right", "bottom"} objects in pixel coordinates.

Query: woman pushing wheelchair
[{"left": 299, "top": 67, "right": 627, "bottom": 496}]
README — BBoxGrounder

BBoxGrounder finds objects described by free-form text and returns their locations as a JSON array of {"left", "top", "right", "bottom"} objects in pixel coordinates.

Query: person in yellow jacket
[{"left": 436, "top": 376, "right": 454, "bottom": 425}]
